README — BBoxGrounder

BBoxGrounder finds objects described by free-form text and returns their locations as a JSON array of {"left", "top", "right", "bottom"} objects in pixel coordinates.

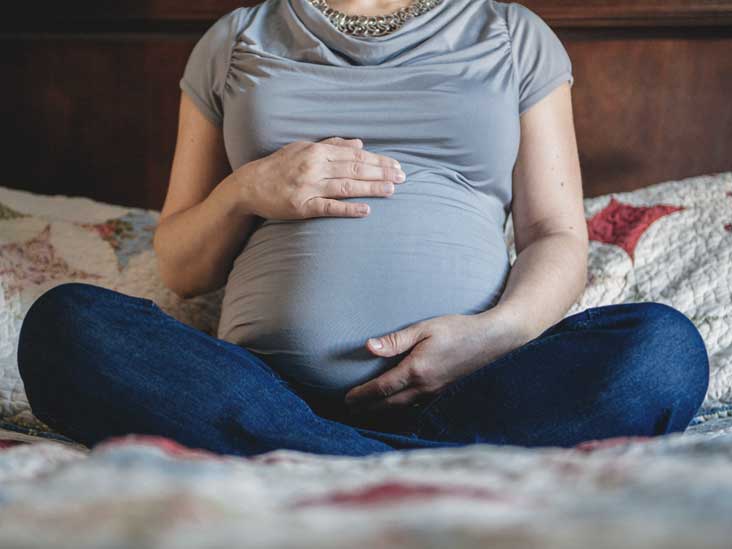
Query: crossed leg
[
  {"left": 17, "top": 282, "right": 710, "bottom": 456},
  {"left": 409, "top": 301, "right": 710, "bottom": 447},
  {"left": 17, "top": 282, "right": 401, "bottom": 456}
]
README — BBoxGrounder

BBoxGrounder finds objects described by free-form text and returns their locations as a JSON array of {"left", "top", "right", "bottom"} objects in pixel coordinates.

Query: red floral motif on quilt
[{"left": 586, "top": 197, "right": 684, "bottom": 262}]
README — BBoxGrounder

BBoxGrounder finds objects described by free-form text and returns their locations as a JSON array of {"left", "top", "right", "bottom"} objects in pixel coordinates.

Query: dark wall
[{"left": 2, "top": 1, "right": 732, "bottom": 209}]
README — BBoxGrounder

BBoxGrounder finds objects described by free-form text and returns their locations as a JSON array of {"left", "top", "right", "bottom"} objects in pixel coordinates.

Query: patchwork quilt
[
  {"left": 1, "top": 173, "right": 732, "bottom": 548},
  {"left": 1, "top": 171, "right": 731, "bottom": 424}
]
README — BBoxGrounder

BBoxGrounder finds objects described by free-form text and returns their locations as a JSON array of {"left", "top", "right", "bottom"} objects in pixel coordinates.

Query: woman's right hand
[{"left": 232, "top": 137, "right": 406, "bottom": 220}]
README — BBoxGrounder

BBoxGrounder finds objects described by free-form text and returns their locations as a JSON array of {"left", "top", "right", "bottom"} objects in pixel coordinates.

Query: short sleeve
[
  {"left": 505, "top": 3, "right": 574, "bottom": 115},
  {"left": 179, "top": 11, "right": 238, "bottom": 127}
]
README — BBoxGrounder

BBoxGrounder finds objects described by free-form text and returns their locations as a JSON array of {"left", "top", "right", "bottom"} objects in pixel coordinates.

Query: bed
[{"left": 2, "top": 0, "right": 732, "bottom": 547}]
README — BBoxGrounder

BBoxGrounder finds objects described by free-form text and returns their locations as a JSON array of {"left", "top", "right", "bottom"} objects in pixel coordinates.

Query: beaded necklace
[{"left": 306, "top": 0, "right": 444, "bottom": 37}]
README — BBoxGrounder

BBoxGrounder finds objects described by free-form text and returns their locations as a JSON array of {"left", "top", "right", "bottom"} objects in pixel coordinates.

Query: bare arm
[
  {"left": 476, "top": 81, "right": 588, "bottom": 343},
  {"left": 153, "top": 91, "right": 257, "bottom": 299}
]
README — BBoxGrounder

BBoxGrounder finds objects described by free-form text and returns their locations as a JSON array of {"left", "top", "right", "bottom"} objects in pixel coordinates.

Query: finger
[
  {"left": 321, "top": 144, "right": 403, "bottom": 173},
  {"left": 364, "top": 387, "right": 423, "bottom": 412},
  {"left": 367, "top": 322, "right": 426, "bottom": 357},
  {"left": 319, "top": 136, "right": 363, "bottom": 149},
  {"left": 321, "top": 178, "right": 395, "bottom": 199},
  {"left": 323, "top": 158, "right": 405, "bottom": 185},
  {"left": 345, "top": 361, "right": 412, "bottom": 406},
  {"left": 303, "top": 197, "right": 370, "bottom": 218}
]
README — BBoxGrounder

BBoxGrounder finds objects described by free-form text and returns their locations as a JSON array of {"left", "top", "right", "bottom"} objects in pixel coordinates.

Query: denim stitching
[
  {"left": 71, "top": 282, "right": 156, "bottom": 310},
  {"left": 146, "top": 301, "right": 290, "bottom": 386}
]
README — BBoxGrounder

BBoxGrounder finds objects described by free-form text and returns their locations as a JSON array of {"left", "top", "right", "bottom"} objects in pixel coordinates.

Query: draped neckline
[{"left": 285, "top": 0, "right": 473, "bottom": 65}]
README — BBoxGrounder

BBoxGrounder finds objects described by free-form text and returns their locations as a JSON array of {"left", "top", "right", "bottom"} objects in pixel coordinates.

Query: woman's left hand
[{"left": 344, "top": 309, "right": 532, "bottom": 412}]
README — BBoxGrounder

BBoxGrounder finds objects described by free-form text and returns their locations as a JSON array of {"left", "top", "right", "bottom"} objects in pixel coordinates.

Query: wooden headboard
[{"left": 2, "top": 1, "right": 731, "bottom": 209}]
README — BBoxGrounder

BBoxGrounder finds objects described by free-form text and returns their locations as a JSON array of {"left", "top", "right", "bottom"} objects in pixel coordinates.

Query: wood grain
[
  {"left": 1, "top": 1, "right": 731, "bottom": 208},
  {"left": 566, "top": 30, "right": 732, "bottom": 196},
  {"left": 6, "top": 0, "right": 732, "bottom": 27},
  {"left": 0, "top": 37, "right": 188, "bottom": 209}
]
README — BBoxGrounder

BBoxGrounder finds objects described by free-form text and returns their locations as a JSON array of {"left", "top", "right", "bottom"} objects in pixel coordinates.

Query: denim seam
[
  {"left": 149, "top": 303, "right": 290, "bottom": 386},
  {"left": 86, "top": 283, "right": 157, "bottom": 309}
]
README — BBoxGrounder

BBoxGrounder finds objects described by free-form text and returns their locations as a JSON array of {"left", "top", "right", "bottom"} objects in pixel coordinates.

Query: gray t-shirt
[{"left": 179, "top": 0, "right": 573, "bottom": 397}]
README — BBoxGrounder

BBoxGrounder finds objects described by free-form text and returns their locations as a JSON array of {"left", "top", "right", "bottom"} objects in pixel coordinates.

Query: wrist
[
  {"left": 473, "top": 303, "right": 540, "bottom": 349},
  {"left": 226, "top": 162, "right": 259, "bottom": 217}
]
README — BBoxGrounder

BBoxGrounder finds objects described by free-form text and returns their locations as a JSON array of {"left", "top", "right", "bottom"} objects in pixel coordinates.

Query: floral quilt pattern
[{"left": 1, "top": 172, "right": 732, "bottom": 422}]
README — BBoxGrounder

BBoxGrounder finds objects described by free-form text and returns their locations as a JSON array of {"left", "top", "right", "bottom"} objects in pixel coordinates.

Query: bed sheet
[{"left": 1, "top": 415, "right": 731, "bottom": 549}]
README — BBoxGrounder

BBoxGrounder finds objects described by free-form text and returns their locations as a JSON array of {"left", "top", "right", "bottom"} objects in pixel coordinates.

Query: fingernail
[
  {"left": 382, "top": 183, "right": 394, "bottom": 193},
  {"left": 369, "top": 338, "right": 383, "bottom": 349},
  {"left": 394, "top": 171, "right": 405, "bottom": 182}
]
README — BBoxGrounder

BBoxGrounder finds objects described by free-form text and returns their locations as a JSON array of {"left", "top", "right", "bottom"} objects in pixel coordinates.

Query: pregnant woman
[{"left": 18, "top": 0, "right": 710, "bottom": 456}]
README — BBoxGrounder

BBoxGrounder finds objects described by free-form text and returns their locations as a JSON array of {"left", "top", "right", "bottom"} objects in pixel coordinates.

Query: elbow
[
  {"left": 566, "top": 230, "right": 589, "bottom": 281},
  {"left": 153, "top": 251, "right": 217, "bottom": 301},
  {"left": 152, "top": 223, "right": 226, "bottom": 300},
  {"left": 169, "top": 283, "right": 197, "bottom": 301},
  {"left": 155, "top": 256, "right": 196, "bottom": 300},
  {"left": 543, "top": 229, "right": 590, "bottom": 295},
  {"left": 153, "top": 231, "right": 196, "bottom": 300},
  {"left": 573, "top": 236, "right": 589, "bottom": 299}
]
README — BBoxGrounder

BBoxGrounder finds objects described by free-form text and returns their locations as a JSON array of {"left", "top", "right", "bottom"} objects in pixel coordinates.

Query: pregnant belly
[{"left": 217, "top": 192, "right": 510, "bottom": 397}]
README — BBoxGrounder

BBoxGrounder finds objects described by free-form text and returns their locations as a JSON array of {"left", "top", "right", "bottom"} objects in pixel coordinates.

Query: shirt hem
[
  {"left": 519, "top": 71, "right": 574, "bottom": 116},
  {"left": 179, "top": 79, "right": 224, "bottom": 128}
]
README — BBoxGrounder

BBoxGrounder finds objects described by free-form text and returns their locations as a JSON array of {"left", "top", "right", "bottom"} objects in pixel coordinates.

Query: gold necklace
[{"left": 306, "top": 0, "right": 444, "bottom": 37}]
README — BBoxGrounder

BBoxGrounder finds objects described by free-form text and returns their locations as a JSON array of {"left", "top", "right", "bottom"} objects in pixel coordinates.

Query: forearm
[
  {"left": 476, "top": 231, "right": 588, "bottom": 345},
  {"left": 153, "top": 172, "right": 257, "bottom": 299}
]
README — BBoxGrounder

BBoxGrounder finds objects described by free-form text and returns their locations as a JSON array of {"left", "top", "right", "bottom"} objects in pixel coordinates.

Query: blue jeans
[{"left": 17, "top": 282, "right": 710, "bottom": 456}]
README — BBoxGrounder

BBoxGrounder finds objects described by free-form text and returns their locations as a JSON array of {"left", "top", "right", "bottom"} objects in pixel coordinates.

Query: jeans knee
[
  {"left": 20, "top": 283, "right": 76, "bottom": 358},
  {"left": 22, "top": 281, "right": 99, "bottom": 322},
  {"left": 17, "top": 283, "right": 100, "bottom": 401},
  {"left": 628, "top": 302, "right": 710, "bottom": 418},
  {"left": 20, "top": 281, "right": 97, "bottom": 337}
]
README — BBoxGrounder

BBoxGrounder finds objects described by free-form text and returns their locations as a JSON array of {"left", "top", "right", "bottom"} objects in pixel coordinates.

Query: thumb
[{"left": 367, "top": 323, "right": 425, "bottom": 357}]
